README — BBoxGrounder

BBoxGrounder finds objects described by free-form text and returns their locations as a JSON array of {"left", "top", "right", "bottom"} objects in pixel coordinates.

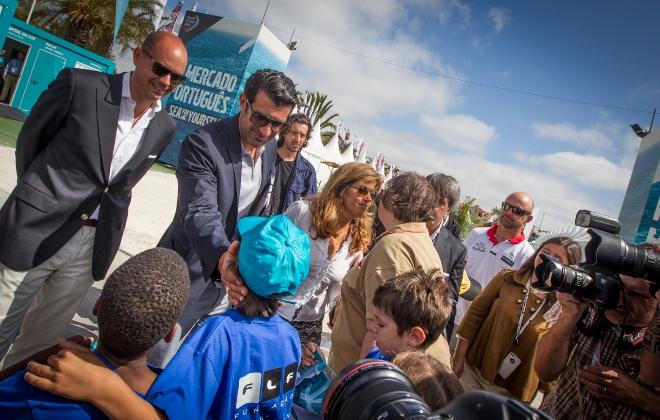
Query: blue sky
[{"left": 153, "top": 0, "right": 659, "bottom": 230}]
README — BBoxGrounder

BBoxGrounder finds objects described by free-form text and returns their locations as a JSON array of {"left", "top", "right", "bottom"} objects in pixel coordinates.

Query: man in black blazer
[
  {"left": 0, "top": 32, "right": 188, "bottom": 366},
  {"left": 149, "top": 69, "right": 298, "bottom": 367},
  {"left": 426, "top": 173, "right": 467, "bottom": 338}
]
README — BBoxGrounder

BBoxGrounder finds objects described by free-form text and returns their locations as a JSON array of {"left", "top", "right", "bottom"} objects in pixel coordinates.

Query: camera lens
[{"left": 322, "top": 359, "right": 431, "bottom": 419}]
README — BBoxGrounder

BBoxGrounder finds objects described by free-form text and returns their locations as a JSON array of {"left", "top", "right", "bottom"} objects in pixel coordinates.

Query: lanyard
[{"left": 514, "top": 279, "right": 546, "bottom": 345}]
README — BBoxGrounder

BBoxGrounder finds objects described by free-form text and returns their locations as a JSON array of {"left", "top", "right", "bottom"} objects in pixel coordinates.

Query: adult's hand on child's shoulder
[
  {"left": 218, "top": 241, "right": 248, "bottom": 306},
  {"left": 301, "top": 342, "right": 319, "bottom": 368},
  {"left": 24, "top": 338, "right": 114, "bottom": 402}
]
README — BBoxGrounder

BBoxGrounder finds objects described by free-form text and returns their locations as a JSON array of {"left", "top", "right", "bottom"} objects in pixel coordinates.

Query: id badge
[{"left": 497, "top": 352, "right": 522, "bottom": 379}]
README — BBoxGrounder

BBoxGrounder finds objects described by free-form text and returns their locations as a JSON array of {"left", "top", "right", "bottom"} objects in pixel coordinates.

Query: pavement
[{"left": 0, "top": 145, "right": 332, "bottom": 351}]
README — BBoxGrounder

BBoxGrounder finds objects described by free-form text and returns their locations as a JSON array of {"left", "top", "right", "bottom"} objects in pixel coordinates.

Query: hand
[
  {"left": 556, "top": 292, "right": 589, "bottom": 318},
  {"left": 579, "top": 364, "right": 638, "bottom": 404},
  {"left": 301, "top": 342, "right": 319, "bottom": 369},
  {"left": 24, "top": 338, "right": 114, "bottom": 402},
  {"left": 218, "top": 241, "right": 248, "bottom": 305},
  {"left": 451, "top": 352, "right": 466, "bottom": 378}
]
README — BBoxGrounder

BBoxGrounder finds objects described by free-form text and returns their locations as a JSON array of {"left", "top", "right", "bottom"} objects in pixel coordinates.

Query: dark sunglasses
[
  {"left": 348, "top": 185, "right": 378, "bottom": 199},
  {"left": 141, "top": 49, "right": 186, "bottom": 85},
  {"left": 501, "top": 202, "right": 530, "bottom": 216},
  {"left": 246, "top": 99, "right": 289, "bottom": 133}
]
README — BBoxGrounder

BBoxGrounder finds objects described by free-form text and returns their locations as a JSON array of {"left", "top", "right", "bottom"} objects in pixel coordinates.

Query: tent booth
[{"left": 0, "top": 0, "right": 114, "bottom": 114}]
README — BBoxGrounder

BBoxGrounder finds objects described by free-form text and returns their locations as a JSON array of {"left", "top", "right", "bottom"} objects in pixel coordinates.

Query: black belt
[{"left": 82, "top": 219, "right": 98, "bottom": 227}]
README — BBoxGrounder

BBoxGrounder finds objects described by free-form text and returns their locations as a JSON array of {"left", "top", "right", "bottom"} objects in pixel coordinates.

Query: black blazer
[
  {"left": 158, "top": 115, "right": 277, "bottom": 304},
  {"left": 0, "top": 69, "right": 176, "bottom": 279},
  {"left": 432, "top": 226, "right": 467, "bottom": 337}
]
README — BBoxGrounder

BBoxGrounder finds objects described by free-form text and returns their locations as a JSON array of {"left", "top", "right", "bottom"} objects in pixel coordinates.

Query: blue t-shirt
[
  {"left": 146, "top": 309, "right": 302, "bottom": 420},
  {"left": 365, "top": 347, "right": 392, "bottom": 361}
]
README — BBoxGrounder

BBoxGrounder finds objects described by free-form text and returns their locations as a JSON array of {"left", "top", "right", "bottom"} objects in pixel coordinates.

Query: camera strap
[{"left": 514, "top": 279, "right": 546, "bottom": 345}]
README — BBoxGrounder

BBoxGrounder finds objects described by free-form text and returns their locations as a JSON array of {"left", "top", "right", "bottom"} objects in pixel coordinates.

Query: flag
[{"left": 114, "top": 0, "right": 130, "bottom": 40}]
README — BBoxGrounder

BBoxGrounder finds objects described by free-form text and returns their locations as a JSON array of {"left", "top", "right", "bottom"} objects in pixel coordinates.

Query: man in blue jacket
[{"left": 269, "top": 113, "right": 317, "bottom": 214}]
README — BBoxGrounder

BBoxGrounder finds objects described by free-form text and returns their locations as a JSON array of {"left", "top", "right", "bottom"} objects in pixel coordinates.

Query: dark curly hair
[
  {"left": 277, "top": 113, "right": 312, "bottom": 148},
  {"left": 381, "top": 171, "right": 438, "bottom": 223},
  {"left": 244, "top": 69, "right": 297, "bottom": 107},
  {"left": 373, "top": 269, "right": 452, "bottom": 350},
  {"left": 97, "top": 248, "right": 190, "bottom": 360}
]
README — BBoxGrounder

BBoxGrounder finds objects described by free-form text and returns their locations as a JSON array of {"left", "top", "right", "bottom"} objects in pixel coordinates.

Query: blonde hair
[{"left": 310, "top": 162, "right": 382, "bottom": 253}]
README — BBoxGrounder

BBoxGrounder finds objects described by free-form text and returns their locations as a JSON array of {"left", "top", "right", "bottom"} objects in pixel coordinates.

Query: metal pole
[
  {"left": 260, "top": 0, "right": 270, "bottom": 25},
  {"left": 26, "top": 0, "right": 38, "bottom": 24}
]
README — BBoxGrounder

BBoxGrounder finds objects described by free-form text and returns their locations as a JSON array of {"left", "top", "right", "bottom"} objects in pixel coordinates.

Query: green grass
[
  {"left": 0, "top": 117, "right": 176, "bottom": 175},
  {"left": 0, "top": 117, "right": 22, "bottom": 148}
]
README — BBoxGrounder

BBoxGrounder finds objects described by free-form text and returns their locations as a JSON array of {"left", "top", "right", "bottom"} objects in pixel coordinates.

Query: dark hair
[
  {"left": 244, "top": 69, "right": 297, "bottom": 107},
  {"left": 520, "top": 236, "right": 581, "bottom": 273},
  {"left": 392, "top": 351, "right": 464, "bottom": 411},
  {"left": 97, "top": 248, "right": 190, "bottom": 360},
  {"left": 277, "top": 113, "right": 312, "bottom": 148},
  {"left": 236, "top": 291, "right": 280, "bottom": 318},
  {"left": 381, "top": 172, "right": 437, "bottom": 223},
  {"left": 372, "top": 269, "right": 452, "bottom": 350},
  {"left": 426, "top": 173, "right": 460, "bottom": 211}
]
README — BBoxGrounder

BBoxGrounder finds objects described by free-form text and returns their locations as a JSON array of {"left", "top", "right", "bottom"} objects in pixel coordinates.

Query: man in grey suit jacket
[
  {"left": 149, "top": 69, "right": 298, "bottom": 367},
  {"left": 426, "top": 173, "right": 467, "bottom": 338},
  {"left": 0, "top": 32, "right": 188, "bottom": 367}
]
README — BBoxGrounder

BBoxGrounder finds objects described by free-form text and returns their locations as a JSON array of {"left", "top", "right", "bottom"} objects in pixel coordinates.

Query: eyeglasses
[
  {"left": 246, "top": 99, "right": 290, "bottom": 133},
  {"left": 501, "top": 202, "right": 530, "bottom": 216},
  {"left": 348, "top": 185, "right": 378, "bottom": 199},
  {"left": 141, "top": 49, "right": 186, "bottom": 85}
]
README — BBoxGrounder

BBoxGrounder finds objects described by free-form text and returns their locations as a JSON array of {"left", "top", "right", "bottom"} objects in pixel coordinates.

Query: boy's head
[
  {"left": 392, "top": 351, "right": 464, "bottom": 411},
  {"left": 236, "top": 214, "right": 311, "bottom": 317},
  {"left": 372, "top": 269, "right": 452, "bottom": 355},
  {"left": 95, "top": 248, "right": 190, "bottom": 361}
]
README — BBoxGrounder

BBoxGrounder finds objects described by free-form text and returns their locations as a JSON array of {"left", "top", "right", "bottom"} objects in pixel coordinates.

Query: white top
[
  {"left": 237, "top": 143, "right": 265, "bottom": 220},
  {"left": 91, "top": 72, "right": 161, "bottom": 219},
  {"left": 278, "top": 200, "right": 360, "bottom": 322},
  {"left": 454, "top": 226, "right": 535, "bottom": 326}
]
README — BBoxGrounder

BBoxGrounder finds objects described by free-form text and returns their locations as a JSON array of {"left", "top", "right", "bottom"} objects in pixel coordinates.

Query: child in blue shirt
[
  {"left": 366, "top": 269, "right": 453, "bottom": 361},
  {"left": 0, "top": 248, "right": 190, "bottom": 419},
  {"left": 23, "top": 215, "right": 311, "bottom": 420}
]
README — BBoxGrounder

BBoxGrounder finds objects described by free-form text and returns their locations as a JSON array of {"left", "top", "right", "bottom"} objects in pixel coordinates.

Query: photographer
[{"left": 535, "top": 274, "right": 660, "bottom": 419}]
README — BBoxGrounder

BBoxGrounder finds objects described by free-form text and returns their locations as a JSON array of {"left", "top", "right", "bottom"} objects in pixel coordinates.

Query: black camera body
[{"left": 532, "top": 210, "right": 659, "bottom": 306}]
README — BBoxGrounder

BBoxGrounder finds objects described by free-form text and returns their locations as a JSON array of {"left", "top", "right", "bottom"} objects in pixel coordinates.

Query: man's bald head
[
  {"left": 499, "top": 191, "right": 534, "bottom": 231},
  {"left": 142, "top": 32, "right": 186, "bottom": 56},
  {"left": 505, "top": 192, "right": 534, "bottom": 213}
]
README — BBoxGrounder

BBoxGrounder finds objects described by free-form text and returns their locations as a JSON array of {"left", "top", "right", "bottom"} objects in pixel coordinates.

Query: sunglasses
[
  {"left": 348, "top": 185, "right": 378, "bottom": 199},
  {"left": 246, "top": 100, "right": 290, "bottom": 133},
  {"left": 141, "top": 49, "right": 186, "bottom": 85},
  {"left": 501, "top": 202, "right": 530, "bottom": 216}
]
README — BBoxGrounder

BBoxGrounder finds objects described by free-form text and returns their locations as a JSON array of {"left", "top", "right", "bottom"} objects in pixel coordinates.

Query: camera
[
  {"left": 532, "top": 210, "right": 659, "bottom": 307},
  {"left": 321, "top": 359, "right": 551, "bottom": 420}
]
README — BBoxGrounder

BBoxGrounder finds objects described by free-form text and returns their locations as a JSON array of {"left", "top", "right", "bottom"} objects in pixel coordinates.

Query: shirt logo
[
  {"left": 235, "top": 363, "right": 298, "bottom": 409},
  {"left": 236, "top": 372, "right": 262, "bottom": 408},
  {"left": 501, "top": 254, "right": 515, "bottom": 266},
  {"left": 472, "top": 242, "right": 486, "bottom": 253}
]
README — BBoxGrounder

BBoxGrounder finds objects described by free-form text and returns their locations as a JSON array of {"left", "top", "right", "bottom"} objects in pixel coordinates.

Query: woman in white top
[{"left": 279, "top": 162, "right": 381, "bottom": 347}]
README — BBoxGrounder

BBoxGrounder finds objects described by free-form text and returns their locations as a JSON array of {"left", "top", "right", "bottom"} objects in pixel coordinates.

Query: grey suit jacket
[
  {"left": 158, "top": 115, "right": 277, "bottom": 304},
  {"left": 0, "top": 69, "right": 177, "bottom": 279}
]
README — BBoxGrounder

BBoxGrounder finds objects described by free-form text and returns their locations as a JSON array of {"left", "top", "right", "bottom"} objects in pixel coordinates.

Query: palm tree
[
  {"left": 298, "top": 91, "right": 339, "bottom": 144},
  {"left": 16, "top": 0, "right": 159, "bottom": 58}
]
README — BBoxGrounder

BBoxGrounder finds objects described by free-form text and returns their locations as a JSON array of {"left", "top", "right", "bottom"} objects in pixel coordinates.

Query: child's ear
[{"left": 407, "top": 326, "right": 427, "bottom": 348}]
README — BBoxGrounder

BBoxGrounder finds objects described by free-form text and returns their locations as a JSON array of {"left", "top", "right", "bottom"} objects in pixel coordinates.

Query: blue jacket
[{"left": 280, "top": 152, "right": 317, "bottom": 213}]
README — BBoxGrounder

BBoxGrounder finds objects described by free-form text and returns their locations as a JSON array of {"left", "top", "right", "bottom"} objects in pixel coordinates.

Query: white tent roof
[
  {"left": 305, "top": 121, "right": 325, "bottom": 156},
  {"left": 323, "top": 132, "right": 344, "bottom": 165},
  {"left": 340, "top": 141, "right": 355, "bottom": 163},
  {"left": 530, "top": 226, "right": 592, "bottom": 262}
]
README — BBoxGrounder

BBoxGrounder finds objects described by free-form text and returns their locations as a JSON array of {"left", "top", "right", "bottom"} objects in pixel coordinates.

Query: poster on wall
[{"left": 158, "top": 10, "right": 291, "bottom": 166}]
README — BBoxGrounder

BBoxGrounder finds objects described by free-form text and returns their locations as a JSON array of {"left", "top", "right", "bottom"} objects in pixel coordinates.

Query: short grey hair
[{"left": 426, "top": 173, "right": 460, "bottom": 211}]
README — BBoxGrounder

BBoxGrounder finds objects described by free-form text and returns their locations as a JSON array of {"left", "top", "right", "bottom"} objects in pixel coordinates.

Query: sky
[{"left": 149, "top": 0, "right": 659, "bottom": 231}]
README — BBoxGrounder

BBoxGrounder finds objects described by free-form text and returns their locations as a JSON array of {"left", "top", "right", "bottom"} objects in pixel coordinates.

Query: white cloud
[
  {"left": 420, "top": 114, "right": 495, "bottom": 153},
  {"left": 488, "top": 7, "right": 512, "bottom": 33},
  {"left": 515, "top": 151, "right": 632, "bottom": 191},
  {"left": 533, "top": 122, "right": 616, "bottom": 151}
]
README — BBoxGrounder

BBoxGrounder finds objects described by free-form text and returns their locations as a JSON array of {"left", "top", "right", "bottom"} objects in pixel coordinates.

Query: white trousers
[{"left": 0, "top": 226, "right": 95, "bottom": 368}]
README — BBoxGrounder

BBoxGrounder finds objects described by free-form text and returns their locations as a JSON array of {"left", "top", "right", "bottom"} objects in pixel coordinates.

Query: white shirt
[
  {"left": 236, "top": 143, "right": 265, "bottom": 220},
  {"left": 278, "top": 200, "right": 360, "bottom": 322},
  {"left": 454, "top": 225, "right": 535, "bottom": 326},
  {"left": 91, "top": 72, "right": 161, "bottom": 219}
]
